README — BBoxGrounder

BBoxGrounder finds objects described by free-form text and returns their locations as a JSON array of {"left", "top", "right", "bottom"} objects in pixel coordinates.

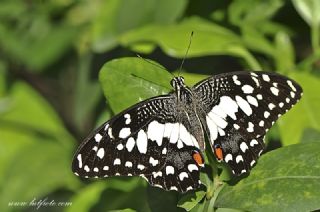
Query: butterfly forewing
[
  {"left": 192, "top": 71, "right": 303, "bottom": 175},
  {"left": 72, "top": 96, "right": 203, "bottom": 193}
]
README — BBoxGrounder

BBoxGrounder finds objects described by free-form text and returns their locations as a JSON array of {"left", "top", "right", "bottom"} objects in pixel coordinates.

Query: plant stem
[{"left": 311, "top": 22, "right": 320, "bottom": 54}]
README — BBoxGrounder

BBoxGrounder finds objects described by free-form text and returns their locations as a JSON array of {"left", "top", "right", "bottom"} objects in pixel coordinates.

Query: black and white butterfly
[{"left": 72, "top": 71, "right": 302, "bottom": 193}]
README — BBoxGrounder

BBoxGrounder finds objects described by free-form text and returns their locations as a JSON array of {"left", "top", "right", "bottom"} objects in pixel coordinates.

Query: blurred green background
[{"left": 1, "top": 0, "right": 320, "bottom": 212}]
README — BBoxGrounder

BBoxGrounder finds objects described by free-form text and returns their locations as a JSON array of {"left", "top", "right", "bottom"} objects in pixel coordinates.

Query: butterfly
[{"left": 72, "top": 70, "right": 302, "bottom": 193}]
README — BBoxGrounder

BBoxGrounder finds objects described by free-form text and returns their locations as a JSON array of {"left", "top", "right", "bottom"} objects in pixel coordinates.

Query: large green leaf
[
  {"left": 278, "top": 72, "right": 320, "bottom": 145},
  {"left": 215, "top": 142, "right": 320, "bottom": 212},
  {"left": 91, "top": 0, "right": 187, "bottom": 52},
  {"left": 99, "top": 57, "right": 172, "bottom": 114},
  {"left": 120, "top": 17, "right": 261, "bottom": 70}
]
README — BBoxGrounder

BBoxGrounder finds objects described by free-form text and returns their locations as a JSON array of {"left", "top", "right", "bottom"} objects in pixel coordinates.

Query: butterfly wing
[
  {"left": 72, "top": 95, "right": 203, "bottom": 193},
  {"left": 192, "top": 71, "right": 303, "bottom": 175}
]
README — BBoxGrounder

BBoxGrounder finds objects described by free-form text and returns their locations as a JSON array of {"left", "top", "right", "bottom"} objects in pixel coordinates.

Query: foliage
[{"left": 0, "top": 0, "right": 320, "bottom": 212}]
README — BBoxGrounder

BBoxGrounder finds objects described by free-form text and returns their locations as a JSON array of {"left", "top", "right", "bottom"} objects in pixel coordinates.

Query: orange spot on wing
[
  {"left": 215, "top": 147, "right": 223, "bottom": 161},
  {"left": 192, "top": 152, "right": 204, "bottom": 166}
]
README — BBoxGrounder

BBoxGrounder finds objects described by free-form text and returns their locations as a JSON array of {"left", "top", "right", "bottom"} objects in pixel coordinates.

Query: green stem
[{"left": 311, "top": 22, "right": 320, "bottom": 54}]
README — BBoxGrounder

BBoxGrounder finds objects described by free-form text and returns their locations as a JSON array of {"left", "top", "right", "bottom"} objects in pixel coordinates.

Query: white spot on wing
[
  {"left": 287, "top": 80, "right": 296, "bottom": 91},
  {"left": 217, "top": 96, "right": 238, "bottom": 120},
  {"left": 208, "top": 112, "right": 228, "bottom": 129},
  {"left": 166, "top": 166, "right": 175, "bottom": 175},
  {"left": 94, "top": 133, "right": 102, "bottom": 142},
  {"left": 153, "top": 171, "right": 162, "bottom": 178},
  {"left": 119, "top": 128, "right": 131, "bottom": 139},
  {"left": 116, "top": 143, "right": 124, "bottom": 150},
  {"left": 125, "top": 161, "right": 133, "bottom": 167},
  {"left": 270, "top": 87, "right": 279, "bottom": 96},
  {"left": 179, "top": 172, "right": 189, "bottom": 181},
  {"left": 236, "top": 95, "right": 252, "bottom": 116},
  {"left": 124, "top": 113, "right": 131, "bottom": 124},
  {"left": 225, "top": 154, "right": 233, "bottom": 162},
  {"left": 262, "top": 74, "right": 270, "bottom": 82},
  {"left": 242, "top": 85, "right": 254, "bottom": 94},
  {"left": 233, "top": 75, "right": 241, "bottom": 85},
  {"left": 126, "top": 137, "right": 135, "bottom": 152},
  {"left": 240, "top": 142, "right": 248, "bottom": 152},
  {"left": 256, "top": 94, "right": 263, "bottom": 100},
  {"left": 264, "top": 111, "right": 270, "bottom": 118},
  {"left": 246, "top": 95, "right": 258, "bottom": 107},
  {"left": 268, "top": 103, "right": 275, "bottom": 110},
  {"left": 187, "top": 164, "right": 198, "bottom": 172},
  {"left": 108, "top": 128, "right": 114, "bottom": 139},
  {"left": 259, "top": 120, "right": 264, "bottom": 127},
  {"left": 114, "top": 158, "right": 121, "bottom": 165},
  {"left": 206, "top": 115, "right": 218, "bottom": 142},
  {"left": 84, "top": 165, "right": 90, "bottom": 172},
  {"left": 247, "top": 122, "right": 254, "bottom": 132},
  {"left": 162, "top": 147, "right": 167, "bottom": 154},
  {"left": 179, "top": 124, "right": 195, "bottom": 147},
  {"left": 250, "top": 139, "right": 259, "bottom": 147},
  {"left": 236, "top": 155, "right": 244, "bottom": 163},
  {"left": 169, "top": 123, "right": 180, "bottom": 144},
  {"left": 147, "top": 120, "right": 164, "bottom": 146},
  {"left": 149, "top": 157, "right": 159, "bottom": 166},
  {"left": 97, "top": 148, "right": 105, "bottom": 159},
  {"left": 137, "top": 164, "right": 145, "bottom": 170},
  {"left": 137, "top": 130, "right": 148, "bottom": 154},
  {"left": 77, "top": 154, "right": 82, "bottom": 168}
]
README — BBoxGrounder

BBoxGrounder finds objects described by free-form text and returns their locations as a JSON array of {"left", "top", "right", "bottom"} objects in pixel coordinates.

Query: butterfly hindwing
[
  {"left": 72, "top": 95, "right": 204, "bottom": 193},
  {"left": 192, "top": 71, "right": 303, "bottom": 175}
]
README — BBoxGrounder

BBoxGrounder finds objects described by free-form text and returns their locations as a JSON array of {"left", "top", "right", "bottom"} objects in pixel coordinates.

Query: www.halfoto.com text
[{"left": 8, "top": 197, "right": 72, "bottom": 210}]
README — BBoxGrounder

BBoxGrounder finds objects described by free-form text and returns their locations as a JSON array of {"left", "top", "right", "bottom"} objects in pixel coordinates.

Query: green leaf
[
  {"left": 228, "top": 0, "right": 284, "bottom": 26},
  {"left": 99, "top": 57, "right": 172, "bottom": 113},
  {"left": 0, "top": 82, "right": 78, "bottom": 211},
  {"left": 67, "top": 182, "right": 108, "bottom": 212},
  {"left": 274, "top": 31, "right": 295, "bottom": 73},
  {"left": 0, "top": 20, "right": 78, "bottom": 71},
  {"left": 215, "top": 142, "right": 320, "bottom": 212},
  {"left": 91, "top": 0, "right": 187, "bottom": 52},
  {"left": 0, "top": 82, "right": 74, "bottom": 143},
  {"left": 278, "top": 73, "right": 320, "bottom": 145},
  {"left": 241, "top": 26, "right": 275, "bottom": 56},
  {"left": 0, "top": 140, "right": 77, "bottom": 212},
  {"left": 301, "top": 128, "right": 320, "bottom": 143},
  {"left": 147, "top": 187, "right": 182, "bottom": 212},
  {"left": 73, "top": 53, "right": 103, "bottom": 131},
  {"left": 68, "top": 178, "right": 149, "bottom": 212},
  {"left": 120, "top": 17, "right": 261, "bottom": 70},
  {"left": 292, "top": 0, "right": 320, "bottom": 27},
  {"left": 178, "top": 190, "right": 206, "bottom": 211}
]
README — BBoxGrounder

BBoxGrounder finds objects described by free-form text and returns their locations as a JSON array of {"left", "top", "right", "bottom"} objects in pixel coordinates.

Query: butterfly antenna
[
  {"left": 136, "top": 54, "right": 175, "bottom": 78},
  {"left": 178, "top": 31, "right": 194, "bottom": 76}
]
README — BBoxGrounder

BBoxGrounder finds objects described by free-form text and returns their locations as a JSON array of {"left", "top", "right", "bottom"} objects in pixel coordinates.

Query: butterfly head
[{"left": 170, "top": 76, "right": 186, "bottom": 90}]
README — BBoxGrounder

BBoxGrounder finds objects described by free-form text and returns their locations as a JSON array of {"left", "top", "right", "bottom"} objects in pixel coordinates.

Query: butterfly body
[{"left": 72, "top": 71, "right": 302, "bottom": 193}]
